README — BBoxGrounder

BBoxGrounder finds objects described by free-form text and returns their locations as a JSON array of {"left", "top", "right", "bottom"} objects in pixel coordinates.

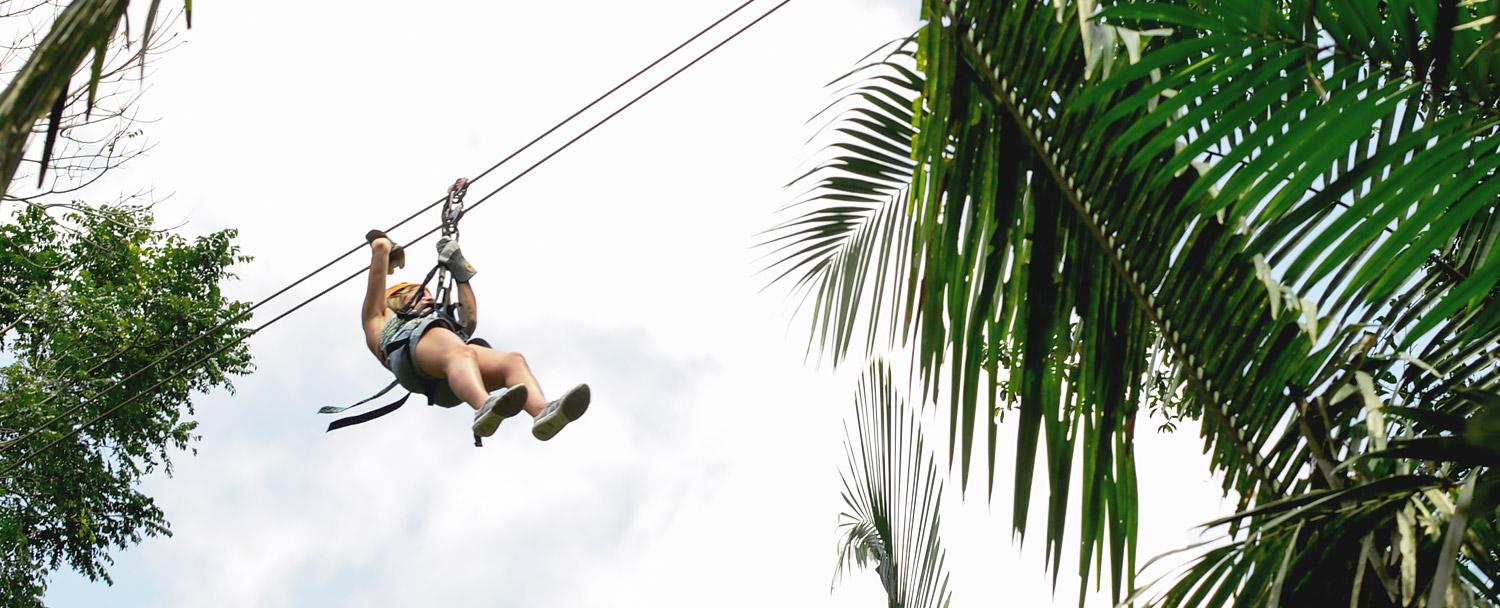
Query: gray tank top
[{"left": 378, "top": 311, "right": 431, "bottom": 352}]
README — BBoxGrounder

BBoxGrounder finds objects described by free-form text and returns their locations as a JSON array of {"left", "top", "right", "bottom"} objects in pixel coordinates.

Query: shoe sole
[
  {"left": 532, "top": 384, "right": 590, "bottom": 441},
  {"left": 473, "top": 385, "right": 528, "bottom": 438}
]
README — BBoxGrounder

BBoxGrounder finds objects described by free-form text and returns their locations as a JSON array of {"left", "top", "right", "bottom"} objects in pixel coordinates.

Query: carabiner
[{"left": 442, "top": 177, "right": 469, "bottom": 235}]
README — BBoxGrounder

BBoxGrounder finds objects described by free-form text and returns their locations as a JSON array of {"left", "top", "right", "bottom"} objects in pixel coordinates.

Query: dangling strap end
[
  {"left": 317, "top": 380, "right": 401, "bottom": 414},
  {"left": 326, "top": 392, "right": 412, "bottom": 432}
]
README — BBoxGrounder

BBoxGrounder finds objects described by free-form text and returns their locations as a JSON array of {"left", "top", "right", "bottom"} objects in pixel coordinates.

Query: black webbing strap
[
  {"left": 396, "top": 264, "right": 443, "bottom": 318},
  {"left": 318, "top": 379, "right": 401, "bottom": 414},
  {"left": 326, "top": 391, "right": 412, "bottom": 432},
  {"left": 398, "top": 263, "right": 466, "bottom": 330}
]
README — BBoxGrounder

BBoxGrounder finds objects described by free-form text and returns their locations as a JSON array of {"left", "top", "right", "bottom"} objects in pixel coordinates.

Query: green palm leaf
[
  {"left": 1085, "top": 2, "right": 1500, "bottom": 603},
  {"left": 1140, "top": 390, "right": 1500, "bottom": 607},
  {"left": 761, "top": 39, "right": 922, "bottom": 367},
  {"left": 905, "top": 1, "right": 1326, "bottom": 599},
  {"left": 835, "top": 359, "right": 953, "bottom": 608},
  {"left": 1095, "top": 0, "right": 1500, "bottom": 354},
  {"left": 773, "top": 0, "right": 1500, "bottom": 604}
]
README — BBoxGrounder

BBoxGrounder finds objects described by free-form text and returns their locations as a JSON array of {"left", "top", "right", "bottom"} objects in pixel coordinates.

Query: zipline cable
[
  {"left": 0, "top": 0, "right": 762, "bottom": 455},
  {"left": 398, "top": 0, "right": 796, "bottom": 255},
  {"left": 0, "top": 0, "right": 792, "bottom": 477}
]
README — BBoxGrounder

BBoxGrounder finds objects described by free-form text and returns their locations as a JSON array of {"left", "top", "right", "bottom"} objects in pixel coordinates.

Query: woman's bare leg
[
  {"left": 412, "top": 328, "right": 489, "bottom": 410},
  {"left": 472, "top": 347, "right": 548, "bottom": 417}
]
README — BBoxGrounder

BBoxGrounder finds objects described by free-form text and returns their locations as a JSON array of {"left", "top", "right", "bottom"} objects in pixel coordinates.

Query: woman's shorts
[{"left": 385, "top": 317, "right": 491, "bottom": 408}]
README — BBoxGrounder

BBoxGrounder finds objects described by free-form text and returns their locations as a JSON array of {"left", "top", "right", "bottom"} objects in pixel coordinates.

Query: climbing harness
[{"left": 319, "top": 178, "right": 496, "bottom": 447}]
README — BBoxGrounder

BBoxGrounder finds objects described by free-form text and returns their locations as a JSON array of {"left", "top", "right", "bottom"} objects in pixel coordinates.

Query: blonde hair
[{"left": 385, "top": 283, "right": 420, "bottom": 312}]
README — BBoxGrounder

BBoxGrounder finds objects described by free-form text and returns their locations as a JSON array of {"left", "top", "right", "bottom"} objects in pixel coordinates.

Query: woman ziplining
[
  {"left": 363, "top": 233, "right": 589, "bottom": 442},
  {"left": 321, "top": 179, "right": 590, "bottom": 445}
]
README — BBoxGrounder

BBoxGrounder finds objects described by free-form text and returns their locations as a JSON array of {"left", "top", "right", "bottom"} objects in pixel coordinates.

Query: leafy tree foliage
[
  {"left": 0, "top": 204, "right": 251, "bottom": 606},
  {"left": 768, "top": 0, "right": 1500, "bottom": 605}
]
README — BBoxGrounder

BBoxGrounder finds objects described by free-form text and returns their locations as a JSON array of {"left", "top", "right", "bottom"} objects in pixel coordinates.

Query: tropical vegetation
[
  {"left": 0, "top": 3, "right": 249, "bottom": 606},
  {"left": 0, "top": 205, "right": 252, "bottom": 606},
  {"left": 834, "top": 360, "right": 952, "bottom": 608},
  {"left": 767, "top": 1, "right": 1500, "bottom": 605}
]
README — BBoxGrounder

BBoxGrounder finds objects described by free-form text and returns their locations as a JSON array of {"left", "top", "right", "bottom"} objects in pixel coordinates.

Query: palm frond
[
  {"left": 1141, "top": 391, "right": 1499, "bottom": 607},
  {"left": 1094, "top": 0, "right": 1500, "bottom": 355},
  {"left": 835, "top": 359, "right": 953, "bottom": 608},
  {"left": 904, "top": 1, "right": 1332, "bottom": 599},
  {"left": 760, "top": 40, "right": 922, "bottom": 367},
  {"left": 0, "top": 0, "right": 187, "bottom": 197},
  {"left": 777, "top": 0, "right": 1500, "bottom": 604},
  {"left": 1079, "top": 3, "right": 1500, "bottom": 603}
]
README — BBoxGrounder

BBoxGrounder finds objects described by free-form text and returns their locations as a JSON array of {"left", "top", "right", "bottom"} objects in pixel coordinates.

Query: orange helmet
[{"left": 386, "top": 282, "right": 420, "bottom": 298}]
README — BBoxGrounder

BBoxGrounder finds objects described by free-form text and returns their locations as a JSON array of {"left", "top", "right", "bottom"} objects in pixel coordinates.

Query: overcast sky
[{"left": 33, "top": 1, "right": 1235, "bottom": 606}]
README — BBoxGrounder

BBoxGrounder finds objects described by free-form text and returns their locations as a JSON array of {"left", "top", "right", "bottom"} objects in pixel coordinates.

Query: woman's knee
[
  {"left": 488, "top": 351, "right": 531, "bottom": 374},
  {"left": 471, "top": 348, "right": 528, "bottom": 371},
  {"left": 491, "top": 351, "right": 530, "bottom": 374},
  {"left": 447, "top": 346, "right": 479, "bottom": 368}
]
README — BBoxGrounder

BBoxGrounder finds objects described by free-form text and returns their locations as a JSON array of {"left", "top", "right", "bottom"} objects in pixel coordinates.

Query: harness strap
[
  {"left": 318, "top": 378, "right": 402, "bottom": 414},
  {"left": 320, "top": 319, "right": 477, "bottom": 437},
  {"left": 396, "top": 264, "right": 465, "bottom": 330},
  {"left": 395, "top": 264, "right": 443, "bottom": 318},
  {"left": 325, "top": 391, "right": 412, "bottom": 432}
]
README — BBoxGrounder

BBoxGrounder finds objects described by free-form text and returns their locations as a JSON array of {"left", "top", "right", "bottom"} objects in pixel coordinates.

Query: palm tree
[{"left": 765, "top": 0, "right": 1500, "bottom": 605}]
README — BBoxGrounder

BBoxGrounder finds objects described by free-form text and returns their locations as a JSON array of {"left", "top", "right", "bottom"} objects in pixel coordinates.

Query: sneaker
[
  {"left": 532, "top": 384, "right": 590, "bottom": 441},
  {"left": 472, "top": 385, "right": 528, "bottom": 438}
]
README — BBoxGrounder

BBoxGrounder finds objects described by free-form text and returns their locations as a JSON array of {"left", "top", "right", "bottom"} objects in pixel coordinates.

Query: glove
[
  {"left": 436, "top": 236, "right": 477, "bottom": 282},
  {"left": 366, "top": 229, "right": 406, "bottom": 273}
]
